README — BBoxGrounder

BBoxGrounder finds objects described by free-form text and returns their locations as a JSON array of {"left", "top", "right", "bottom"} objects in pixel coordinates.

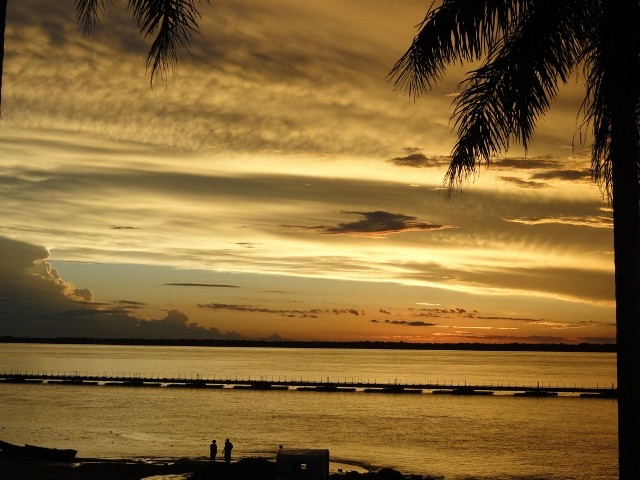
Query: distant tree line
[{"left": 0, "top": 336, "right": 616, "bottom": 352}]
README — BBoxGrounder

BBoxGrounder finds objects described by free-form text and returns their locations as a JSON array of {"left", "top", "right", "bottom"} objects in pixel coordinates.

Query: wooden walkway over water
[{"left": 0, "top": 372, "right": 617, "bottom": 398}]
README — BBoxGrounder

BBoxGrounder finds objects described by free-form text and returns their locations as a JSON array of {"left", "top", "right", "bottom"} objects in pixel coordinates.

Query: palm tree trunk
[
  {"left": 612, "top": 131, "right": 640, "bottom": 480},
  {"left": 611, "top": 132, "right": 640, "bottom": 480},
  {"left": 0, "top": 0, "right": 7, "bottom": 116},
  {"left": 602, "top": 2, "right": 640, "bottom": 480},
  {"left": 611, "top": 134, "right": 640, "bottom": 480}
]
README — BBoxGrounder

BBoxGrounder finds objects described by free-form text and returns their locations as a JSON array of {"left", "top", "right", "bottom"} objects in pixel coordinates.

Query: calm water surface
[{"left": 0, "top": 344, "right": 618, "bottom": 480}]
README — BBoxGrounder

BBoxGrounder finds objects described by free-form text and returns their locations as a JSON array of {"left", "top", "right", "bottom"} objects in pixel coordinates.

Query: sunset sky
[{"left": 0, "top": 0, "right": 615, "bottom": 343}]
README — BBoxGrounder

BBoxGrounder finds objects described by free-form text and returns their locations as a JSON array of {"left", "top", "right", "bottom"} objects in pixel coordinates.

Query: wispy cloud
[
  {"left": 477, "top": 315, "right": 544, "bottom": 322},
  {"left": 526, "top": 320, "right": 587, "bottom": 330},
  {"left": 387, "top": 149, "right": 451, "bottom": 169},
  {"left": 380, "top": 319, "right": 438, "bottom": 327},
  {"left": 197, "top": 302, "right": 361, "bottom": 318},
  {"left": 493, "top": 157, "right": 560, "bottom": 170},
  {"left": 532, "top": 169, "right": 592, "bottom": 182},
  {"left": 499, "top": 176, "right": 549, "bottom": 189},
  {"left": 504, "top": 215, "right": 613, "bottom": 229},
  {"left": 411, "top": 307, "right": 475, "bottom": 318}
]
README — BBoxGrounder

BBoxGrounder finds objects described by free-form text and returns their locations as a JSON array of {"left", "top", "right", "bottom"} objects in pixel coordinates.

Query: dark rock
[
  {"left": 189, "top": 458, "right": 277, "bottom": 480},
  {"left": 375, "top": 467, "right": 405, "bottom": 480}
]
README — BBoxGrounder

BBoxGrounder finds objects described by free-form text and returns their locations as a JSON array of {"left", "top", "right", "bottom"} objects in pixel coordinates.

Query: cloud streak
[
  {"left": 505, "top": 215, "right": 613, "bottom": 229},
  {"left": 387, "top": 149, "right": 451, "bottom": 169},
  {"left": 377, "top": 319, "right": 438, "bottom": 327},
  {"left": 283, "top": 210, "right": 454, "bottom": 237},
  {"left": 197, "top": 303, "right": 362, "bottom": 319}
]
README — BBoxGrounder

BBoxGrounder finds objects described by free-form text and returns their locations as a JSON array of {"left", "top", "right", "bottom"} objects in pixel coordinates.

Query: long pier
[{"left": 0, "top": 372, "right": 617, "bottom": 398}]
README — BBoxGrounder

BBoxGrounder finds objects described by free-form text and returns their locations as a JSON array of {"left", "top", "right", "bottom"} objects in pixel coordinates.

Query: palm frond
[
  {"left": 578, "top": 1, "right": 640, "bottom": 202},
  {"left": 128, "top": 0, "right": 209, "bottom": 86},
  {"left": 76, "top": 0, "right": 116, "bottom": 35},
  {"left": 581, "top": 36, "right": 612, "bottom": 199},
  {"left": 389, "top": 0, "right": 531, "bottom": 98},
  {"left": 444, "top": 0, "right": 587, "bottom": 190}
]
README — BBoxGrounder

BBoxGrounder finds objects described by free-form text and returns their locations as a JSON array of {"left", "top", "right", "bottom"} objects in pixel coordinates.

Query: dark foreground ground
[{"left": 0, "top": 456, "right": 442, "bottom": 480}]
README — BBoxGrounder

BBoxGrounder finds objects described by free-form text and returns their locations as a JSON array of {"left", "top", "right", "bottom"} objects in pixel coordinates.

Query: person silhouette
[
  {"left": 209, "top": 439, "right": 217, "bottom": 461},
  {"left": 223, "top": 438, "right": 233, "bottom": 464}
]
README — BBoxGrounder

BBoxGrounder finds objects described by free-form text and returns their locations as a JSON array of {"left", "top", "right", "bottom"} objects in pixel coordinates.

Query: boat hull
[{"left": 0, "top": 440, "right": 77, "bottom": 462}]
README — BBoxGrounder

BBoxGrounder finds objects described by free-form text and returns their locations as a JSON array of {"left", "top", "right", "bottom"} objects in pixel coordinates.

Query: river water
[{"left": 0, "top": 343, "right": 617, "bottom": 479}]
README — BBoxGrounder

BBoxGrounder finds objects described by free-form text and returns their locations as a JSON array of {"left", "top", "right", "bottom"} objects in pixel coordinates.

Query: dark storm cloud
[
  {"left": 283, "top": 210, "right": 454, "bottom": 237},
  {"left": 111, "top": 225, "right": 140, "bottom": 230},
  {"left": 0, "top": 236, "right": 243, "bottom": 339}
]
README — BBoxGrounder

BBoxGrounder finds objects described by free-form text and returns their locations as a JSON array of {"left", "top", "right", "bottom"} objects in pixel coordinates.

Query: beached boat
[{"left": 0, "top": 440, "right": 77, "bottom": 461}]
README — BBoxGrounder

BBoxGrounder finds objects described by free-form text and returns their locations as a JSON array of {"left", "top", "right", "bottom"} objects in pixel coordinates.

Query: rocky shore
[{"left": 1, "top": 456, "right": 443, "bottom": 480}]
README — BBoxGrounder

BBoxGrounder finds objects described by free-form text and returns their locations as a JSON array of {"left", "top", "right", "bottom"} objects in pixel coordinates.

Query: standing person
[
  {"left": 223, "top": 438, "right": 233, "bottom": 464},
  {"left": 209, "top": 439, "right": 217, "bottom": 461}
]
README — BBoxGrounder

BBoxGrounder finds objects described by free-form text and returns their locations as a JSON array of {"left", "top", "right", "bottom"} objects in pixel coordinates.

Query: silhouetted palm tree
[
  {"left": 0, "top": 0, "right": 209, "bottom": 115},
  {"left": 390, "top": 1, "right": 639, "bottom": 479},
  {"left": 76, "top": 0, "right": 209, "bottom": 85}
]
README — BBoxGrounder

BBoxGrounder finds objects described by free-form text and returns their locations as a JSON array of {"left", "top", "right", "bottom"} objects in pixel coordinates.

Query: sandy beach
[{"left": 0, "top": 456, "right": 441, "bottom": 480}]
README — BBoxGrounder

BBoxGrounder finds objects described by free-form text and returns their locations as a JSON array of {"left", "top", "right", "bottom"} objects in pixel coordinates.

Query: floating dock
[{"left": 0, "top": 372, "right": 617, "bottom": 398}]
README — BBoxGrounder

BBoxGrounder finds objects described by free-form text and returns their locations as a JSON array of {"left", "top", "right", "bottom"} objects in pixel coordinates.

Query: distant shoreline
[{"left": 0, "top": 336, "right": 615, "bottom": 352}]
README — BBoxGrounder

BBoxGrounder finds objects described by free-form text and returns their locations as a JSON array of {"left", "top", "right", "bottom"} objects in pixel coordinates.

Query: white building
[{"left": 276, "top": 448, "right": 330, "bottom": 480}]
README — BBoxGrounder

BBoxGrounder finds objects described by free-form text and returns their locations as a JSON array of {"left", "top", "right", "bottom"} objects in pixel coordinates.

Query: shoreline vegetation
[
  {"left": 0, "top": 456, "right": 444, "bottom": 480},
  {"left": 0, "top": 337, "right": 615, "bottom": 352}
]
